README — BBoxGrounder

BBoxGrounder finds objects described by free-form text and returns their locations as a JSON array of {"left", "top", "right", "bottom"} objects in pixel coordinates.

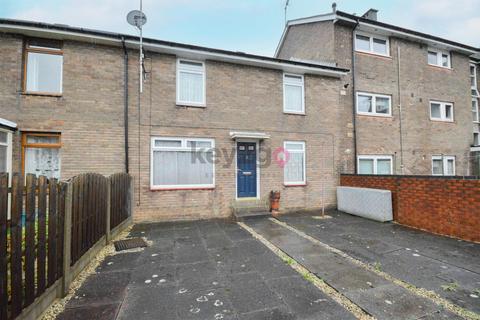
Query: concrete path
[
  {"left": 278, "top": 211, "right": 480, "bottom": 316},
  {"left": 244, "top": 217, "right": 464, "bottom": 320},
  {"left": 56, "top": 220, "right": 355, "bottom": 320}
]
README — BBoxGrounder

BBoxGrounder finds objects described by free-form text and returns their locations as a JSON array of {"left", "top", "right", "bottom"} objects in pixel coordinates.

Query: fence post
[
  {"left": 128, "top": 176, "right": 134, "bottom": 218},
  {"left": 61, "top": 182, "right": 73, "bottom": 297},
  {"left": 106, "top": 177, "right": 111, "bottom": 244}
]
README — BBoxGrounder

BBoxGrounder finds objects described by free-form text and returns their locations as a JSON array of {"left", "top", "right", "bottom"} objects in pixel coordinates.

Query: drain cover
[{"left": 114, "top": 237, "right": 148, "bottom": 251}]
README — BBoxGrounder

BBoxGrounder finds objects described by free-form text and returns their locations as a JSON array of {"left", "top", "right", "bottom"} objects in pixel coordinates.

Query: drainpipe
[
  {"left": 351, "top": 21, "right": 359, "bottom": 174},
  {"left": 121, "top": 37, "right": 129, "bottom": 173}
]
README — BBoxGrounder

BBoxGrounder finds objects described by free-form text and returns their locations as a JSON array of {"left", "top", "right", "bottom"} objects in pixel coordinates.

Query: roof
[
  {"left": 276, "top": 10, "right": 479, "bottom": 57},
  {"left": 0, "top": 18, "right": 349, "bottom": 77}
]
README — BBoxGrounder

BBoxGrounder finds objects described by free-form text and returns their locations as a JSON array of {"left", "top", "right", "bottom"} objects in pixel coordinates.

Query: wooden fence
[{"left": 0, "top": 172, "right": 133, "bottom": 320}]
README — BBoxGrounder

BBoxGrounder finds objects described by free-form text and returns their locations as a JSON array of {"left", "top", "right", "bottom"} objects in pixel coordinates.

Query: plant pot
[{"left": 270, "top": 191, "right": 281, "bottom": 214}]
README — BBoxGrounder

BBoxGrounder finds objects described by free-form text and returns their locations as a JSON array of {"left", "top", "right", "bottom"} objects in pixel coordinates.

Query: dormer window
[
  {"left": 354, "top": 32, "right": 389, "bottom": 56},
  {"left": 427, "top": 49, "right": 451, "bottom": 68}
]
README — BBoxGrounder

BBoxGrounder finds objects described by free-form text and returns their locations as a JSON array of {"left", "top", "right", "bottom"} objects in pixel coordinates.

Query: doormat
[{"left": 114, "top": 237, "right": 148, "bottom": 252}]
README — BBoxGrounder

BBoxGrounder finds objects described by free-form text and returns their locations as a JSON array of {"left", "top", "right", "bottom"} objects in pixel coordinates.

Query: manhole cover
[{"left": 114, "top": 237, "right": 148, "bottom": 251}]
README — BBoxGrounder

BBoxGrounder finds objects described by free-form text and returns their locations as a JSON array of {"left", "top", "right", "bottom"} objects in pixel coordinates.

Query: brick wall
[{"left": 340, "top": 174, "right": 480, "bottom": 242}]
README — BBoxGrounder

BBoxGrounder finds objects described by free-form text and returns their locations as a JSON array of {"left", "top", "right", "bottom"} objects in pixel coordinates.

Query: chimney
[
  {"left": 332, "top": 2, "right": 337, "bottom": 13},
  {"left": 362, "top": 8, "right": 378, "bottom": 21}
]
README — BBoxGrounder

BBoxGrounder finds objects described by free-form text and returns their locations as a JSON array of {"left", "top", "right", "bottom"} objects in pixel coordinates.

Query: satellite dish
[{"left": 127, "top": 10, "right": 147, "bottom": 28}]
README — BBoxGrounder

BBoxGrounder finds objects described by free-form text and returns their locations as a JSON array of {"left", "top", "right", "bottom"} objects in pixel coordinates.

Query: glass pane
[
  {"left": 446, "top": 159, "right": 454, "bottom": 175},
  {"left": 358, "top": 95, "right": 372, "bottom": 113},
  {"left": 377, "top": 159, "right": 391, "bottom": 174},
  {"left": 187, "top": 140, "right": 212, "bottom": 149},
  {"left": 376, "top": 97, "right": 390, "bottom": 114},
  {"left": 0, "top": 145, "right": 6, "bottom": 172},
  {"left": 373, "top": 38, "right": 387, "bottom": 55},
  {"left": 152, "top": 150, "right": 213, "bottom": 186},
  {"left": 285, "top": 152, "right": 304, "bottom": 183},
  {"left": 428, "top": 51, "right": 437, "bottom": 65},
  {"left": 178, "top": 71, "right": 204, "bottom": 103},
  {"left": 355, "top": 35, "right": 370, "bottom": 51},
  {"left": 284, "top": 84, "right": 303, "bottom": 112},
  {"left": 26, "top": 52, "right": 62, "bottom": 93},
  {"left": 0, "top": 132, "right": 7, "bottom": 144},
  {"left": 359, "top": 159, "right": 374, "bottom": 174},
  {"left": 26, "top": 135, "right": 59, "bottom": 144},
  {"left": 442, "top": 54, "right": 449, "bottom": 67},
  {"left": 432, "top": 159, "right": 443, "bottom": 175},
  {"left": 155, "top": 140, "right": 181, "bottom": 148},
  {"left": 445, "top": 105, "right": 453, "bottom": 120},
  {"left": 285, "top": 143, "right": 304, "bottom": 151},
  {"left": 474, "top": 133, "right": 479, "bottom": 146},
  {"left": 473, "top": 100, "right": 479, "bottom": 121},
  {"left": 430, "top": 103, "right": 441, "bottom": 118},
  {"left": 25, "top": 147, "right": 61, "bottom": 179}
]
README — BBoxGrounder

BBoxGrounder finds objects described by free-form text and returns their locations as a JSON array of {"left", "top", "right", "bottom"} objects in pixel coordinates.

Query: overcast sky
[{"left": 1, "top": 0, "right": 479, "bottom": 56}]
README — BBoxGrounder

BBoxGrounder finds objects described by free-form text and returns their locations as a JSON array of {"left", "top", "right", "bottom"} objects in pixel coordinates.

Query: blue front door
[{"left": 237, "top": 142, "right": 257, "bottom": 198}]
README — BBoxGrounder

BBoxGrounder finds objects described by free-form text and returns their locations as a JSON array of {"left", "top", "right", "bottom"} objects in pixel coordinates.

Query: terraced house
[
  {"left": 277, "top": 6, "right": 480, "bottom": 176},
  {"left": 0, "top": 6, "right": 479, "bottom": 222}
]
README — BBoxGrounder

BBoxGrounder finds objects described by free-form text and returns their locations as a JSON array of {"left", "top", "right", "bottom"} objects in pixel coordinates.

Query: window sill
[
  {"left": 176, "top": 102, "right": 206, "bottom": 108},
  {"left": 150, "top": 186, "right": 215, "bottom": 191},
  {"left": 357, "top": 113, "right": 393, "bottom": 119},
  {"left": 22, "top": 92, "right": 62, "bottom": 98},
  {"left": 430, "top": 119, "right": 455, "bottom": 123},
  {"left": 284, "top": 183, "right": 307, "bottom": 187},
  {"left": 283, "top": 111, "right": 306, "bottom": 116},
  {"left": 355, "top": 50, "right": 392, "bottom": 60},
  {"left": 427, "top": 64, "right": 453, "bottom": 71}
]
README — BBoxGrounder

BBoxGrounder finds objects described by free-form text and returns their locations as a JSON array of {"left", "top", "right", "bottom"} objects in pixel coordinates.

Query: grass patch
[{"left": 441, "top": 282, "right": 459, "bottom": 292}]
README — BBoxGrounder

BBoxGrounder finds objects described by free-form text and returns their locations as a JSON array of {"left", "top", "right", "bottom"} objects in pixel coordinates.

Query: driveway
[
  {"left": 56, "top": 219, "right": 354, "bottom": 320},
  {"left": 55, "top": 212, "right": 480, "bottom": 320}
]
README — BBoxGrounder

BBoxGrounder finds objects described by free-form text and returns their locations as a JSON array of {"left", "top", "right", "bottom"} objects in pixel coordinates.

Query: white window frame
[
  {"left": 427, "top": 49, "right": 451, "bottom": 69},
  {"left": 473, "top": 131, "right": 479, "bottom": 146},
  {"left": 357, "top": 155, "right": 393, "bottom": 175},
  {"left": 176, "top": 59, "right": 206, "bottom": 107},
  {"left": 356, "top": 92, "right": 392, "bottom": 117},
  {"left": 430, "top": 100, "right": 454, "bottom": 122},
  {"left": 150, "top": 137, "right": 215, "bottom": 190},
  {"left": 471, "top": 63, "right": 479, "bottom": 96},
  {"left": 0, "top": 129, "right": 13, "bottom": 177},
  {"left": 283, "top": 141, "right": 306, "bottom": 185},
  {"left": 283, "top": 73, "right": 305, "bottom": 114},
  {"left": 354, "top": 32, "right": 390, "bottom": 57},
  {"left": 431, "top": 155, "right": 455, "bottom": 176},
  {"left": 472, "top": 98, "right": 479, "bottom": 123}
]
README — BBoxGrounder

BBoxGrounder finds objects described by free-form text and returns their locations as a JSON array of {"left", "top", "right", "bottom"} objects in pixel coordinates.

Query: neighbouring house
[
  {"left": 0, "top": 5, "right": 479, "bottom": 222},
  {"left": 276, "top": 5, "right": 480, "bottom": 176}
]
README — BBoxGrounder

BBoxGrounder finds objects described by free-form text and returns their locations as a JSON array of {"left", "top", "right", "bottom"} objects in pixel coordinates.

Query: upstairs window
[
  {"left": 473, "top": 98, "right": 479, "bottom": 123},
  {"left": 354, "top": 33, "right": 389, "bottom": 56},
  {"left": 427, "top": 49, "right": 451, "bottom": 68},
  {"left": 24, "top": 39, "right": 63, "bottom": 95},
  {"left": 471, "top": 63, "right": 479, "bottom": 97},
  {"left": 432, "top": 155, "right": 455, "bottom": 176},
  {"left": 430, "top": 101, "right": 453, "bottom": 122},
  {"left": 358, "top": 155, "right": 393, "bottom": 175},
  {"left": 356, "top": 92, "right": 392, "bottom": 117},
  {"left": 283, "top": 74, "right": 304, "bottom": 114},
  {"left": 176, "top": 59, "right": 205, "bottom": 107},
  {"left": 474, "top": 132, "right": 479, "bottom": 146}
]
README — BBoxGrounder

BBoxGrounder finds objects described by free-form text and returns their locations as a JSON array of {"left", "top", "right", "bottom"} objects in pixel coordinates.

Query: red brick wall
[{"left": 340, "top": 174, "right": 480, "bottom": 243}]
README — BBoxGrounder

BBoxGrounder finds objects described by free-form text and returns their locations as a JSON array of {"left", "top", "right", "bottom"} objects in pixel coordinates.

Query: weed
[{"left": 441, "top": 282, "right": 458, "bottom": 292}]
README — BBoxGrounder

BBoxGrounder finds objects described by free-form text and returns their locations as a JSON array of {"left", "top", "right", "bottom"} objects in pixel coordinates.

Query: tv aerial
[{"left": 127, "top": 2, "right": 147, "bottom": 93}]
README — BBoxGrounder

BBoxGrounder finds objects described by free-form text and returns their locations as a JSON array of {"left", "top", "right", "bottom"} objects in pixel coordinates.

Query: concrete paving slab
[
  {"left": 57, "top": 303, "right": 121, "bottom": 320},
  {"left": 176, "top": 260, "right": 226, "bottom": 291},
  {"left": 238, "top": 306, "right": 295, "bottom": 320},
  {"left": 175, "top": 287, "right": 236, "bottom": 320},
  {"left": 96, "top": 252, "right": 142, "bottom": 273}
]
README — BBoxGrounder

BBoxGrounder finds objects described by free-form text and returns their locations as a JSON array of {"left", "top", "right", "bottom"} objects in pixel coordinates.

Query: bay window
[
  {"left": 176, "top": 59, "right": 206, "bottom": 106},
  {"left": 358, "top": 155, "right": 393, "bottom": 175},
  {"left": 24, "top": 39, "right": 63, "bottom": 95},
  {"left": 151, "top": 137, "right": 214, "bottom": 189},
  {"left": 284, "top": 141, "right": 306, "bottom": 185},
  {"left": 283, "top": 74, "right": 305, "bottom": 114}
]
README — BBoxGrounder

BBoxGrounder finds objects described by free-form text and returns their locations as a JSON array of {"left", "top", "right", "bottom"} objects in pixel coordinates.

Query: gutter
[
  {"left": 351, "top": 21, "right": 359, "bottom": 174},
  {"left": 121, "top": 37, "right": 129, "bottom": 173}
]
